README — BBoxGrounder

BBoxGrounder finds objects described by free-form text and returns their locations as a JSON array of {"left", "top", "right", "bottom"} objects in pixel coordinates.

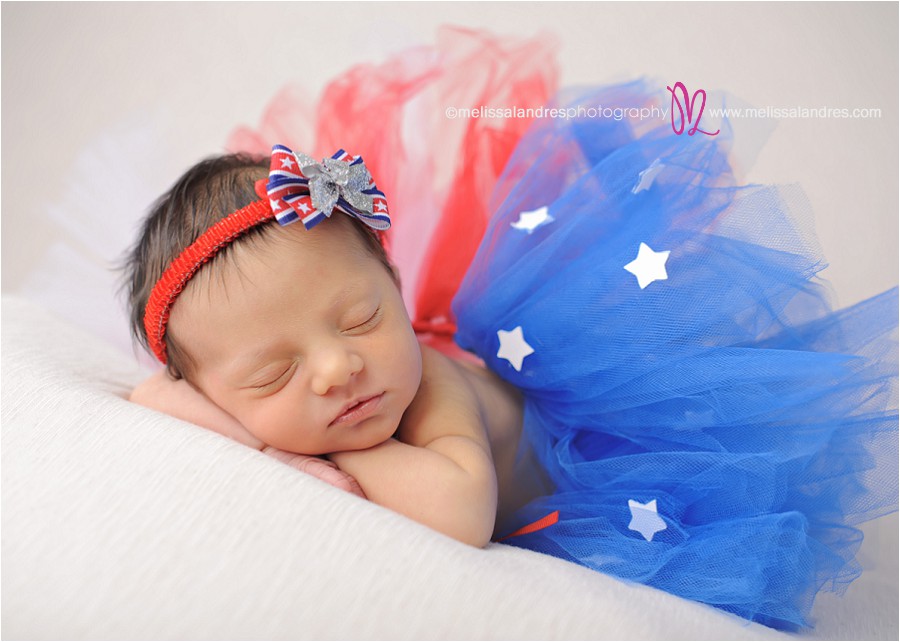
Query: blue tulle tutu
[{"left": 451, "top": 78, "right": 898, "bottom": 631}]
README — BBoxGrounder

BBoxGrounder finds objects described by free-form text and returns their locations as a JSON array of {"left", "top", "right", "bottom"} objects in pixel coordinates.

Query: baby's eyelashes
[
  {"left": 244, "top": 361, "right": 298, "bottom": 392},
  {"left": 342, "top": 305, "right": 383, "bottom": 335}
]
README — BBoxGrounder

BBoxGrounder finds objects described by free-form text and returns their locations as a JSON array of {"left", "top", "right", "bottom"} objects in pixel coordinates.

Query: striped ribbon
[{"left": 266, "top": 145, "right": 390, "bottom": 231}]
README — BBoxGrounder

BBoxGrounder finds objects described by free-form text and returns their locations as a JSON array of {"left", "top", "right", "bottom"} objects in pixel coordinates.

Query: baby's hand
[
  {"left": 262, "top": 446, "right": 367, "bottom": 499},
  {"left": 130, "top": 370, "right": 265, "bottom": 449}
]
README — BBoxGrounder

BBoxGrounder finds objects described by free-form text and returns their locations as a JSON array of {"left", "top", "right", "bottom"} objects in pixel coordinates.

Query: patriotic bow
[{"left": 266, "top": 145, "right": 391, "bottom": 231}]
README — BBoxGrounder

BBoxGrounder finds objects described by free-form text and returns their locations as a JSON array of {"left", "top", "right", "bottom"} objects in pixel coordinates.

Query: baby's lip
[{"left": 328, "top": 393, "right": 383, "bottom": 427}]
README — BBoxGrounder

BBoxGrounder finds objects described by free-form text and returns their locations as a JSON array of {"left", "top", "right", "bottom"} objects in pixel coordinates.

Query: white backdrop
[{"left": 2, "top": 2, "right": 898, "bottom": 637}]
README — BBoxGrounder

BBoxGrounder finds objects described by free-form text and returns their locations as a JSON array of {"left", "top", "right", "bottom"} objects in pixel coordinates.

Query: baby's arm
[
  {"left": 329, "top": 345, "right": 498, "bottom": 547},
  {"left": 130, "top": 372, "right": 366, "bottom": 497}
]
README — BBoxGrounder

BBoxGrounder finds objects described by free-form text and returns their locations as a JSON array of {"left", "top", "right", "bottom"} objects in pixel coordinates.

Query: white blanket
[{"left": 2, "top": 295, "right": 894, "bottom": 640}]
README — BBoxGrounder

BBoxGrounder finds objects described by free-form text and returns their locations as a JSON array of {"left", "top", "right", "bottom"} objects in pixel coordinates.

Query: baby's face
[{"left": 168, "top": 216, "right": 422, "bottom": 455}]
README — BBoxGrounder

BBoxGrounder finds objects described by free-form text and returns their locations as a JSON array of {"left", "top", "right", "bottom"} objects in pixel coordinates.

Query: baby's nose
[{"left": 310, "top": 346, "right": 364, "bottom": 396}]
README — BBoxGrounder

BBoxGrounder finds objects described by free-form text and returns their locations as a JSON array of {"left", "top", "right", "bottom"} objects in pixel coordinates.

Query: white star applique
[
  {"left": 631, "top": 158, "right": 665, "bottom": 194},
  {"left": 627, "top": 499, "right": 667, "bottom": 542},
  {"left": 510, "top": 206, "right": 554, "bottom": 234},
  {"left": 281, "top": 155, "right": 297, "bottom": 170},
  {"left": 269, "top": 199, "right": 283, "bottom": 212},
  {"left": 497, "top": 326, "right": 534, "bottom": 372},
  {"left": 375, "top": 201, "right": 388, "bottom": 211},
  {"left": 624, "top": 242, "right": 670, "bottom": 289},
  {"left": 297, "top": 201, "right": 311, "bottom": 214}
]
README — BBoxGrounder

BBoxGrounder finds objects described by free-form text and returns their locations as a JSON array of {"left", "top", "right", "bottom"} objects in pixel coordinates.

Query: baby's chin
[
  {"left": 335, "top": 415, "right": 403, "bottom": 453},
  {"left": 309, "top": 412, "right": 403, "bottom": 456}
]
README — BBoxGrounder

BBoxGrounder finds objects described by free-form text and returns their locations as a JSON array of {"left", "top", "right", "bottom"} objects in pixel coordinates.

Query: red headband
[
  {"left": 144, "top": 147, "right": 390, "bottom": 365},
  {"left": 143, "top": 188, "right": 273, "bottom": 364}
]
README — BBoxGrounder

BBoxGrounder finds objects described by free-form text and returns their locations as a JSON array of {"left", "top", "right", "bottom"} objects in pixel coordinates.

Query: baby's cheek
[
  {"left": 255, "top": 399, "right": 327, "bottom": 455},
  {"left": 237, "top": 401, "right": 291, "bottom": 449}
]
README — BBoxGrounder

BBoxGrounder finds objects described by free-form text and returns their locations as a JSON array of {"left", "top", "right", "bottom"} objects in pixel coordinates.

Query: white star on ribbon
[
  {"left": 298, "top": 202, "right": 310, "bottom": 214},
  {"left": 375, "top": 201, "right": 387, "bottom": 211},
  {"left": 624, "top": 242, "right": 670, "bottom": 289},
  {"left": 497, "top": 326, "right": 534, "bottom": 372},
  {"left": 631, "top": 158, "right": 665, "bottom": 194},
  {"left": 281, "top": 156, "right": 297, "bottom": 170},
  {"left": 627, "top": 499, "right": 667, "bottom": 542},
  {"left": 269, "top": 199, "right": 282, "bottom": 212},
  {"left": 510, "top": 206, "right": 554, "bottom": 234}
]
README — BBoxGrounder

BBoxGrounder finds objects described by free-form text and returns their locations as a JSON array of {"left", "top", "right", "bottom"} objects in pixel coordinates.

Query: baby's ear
[{"left": 391, "top": 264, "right": 402, "bottom": 287}]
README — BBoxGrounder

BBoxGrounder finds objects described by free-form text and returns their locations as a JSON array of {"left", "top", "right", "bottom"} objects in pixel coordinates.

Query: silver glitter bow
[{"left": 294, "top": 152, "right": 374, "bottom": 217}]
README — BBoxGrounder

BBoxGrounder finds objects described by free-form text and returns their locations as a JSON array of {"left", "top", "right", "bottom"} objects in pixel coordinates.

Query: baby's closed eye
[
  {"left": 343, "top": 305, "right": 382, "bottom": 334},
  {"left": 246, "top": 361, "right": 297, "bottom": 390}
]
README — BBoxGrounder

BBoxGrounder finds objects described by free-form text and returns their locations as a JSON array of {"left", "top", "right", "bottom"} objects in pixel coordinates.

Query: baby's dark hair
[{"left": 123, "top": 153, "right": 395, "bottom": 381}]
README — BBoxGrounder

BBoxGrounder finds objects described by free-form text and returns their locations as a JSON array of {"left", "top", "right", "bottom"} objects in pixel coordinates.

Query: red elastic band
[
  {"left": 144, "top": 198, "right": 275, "bottom": 364},
  {"left": 495, "top": 510, "right": 560, "bottom": 542}
]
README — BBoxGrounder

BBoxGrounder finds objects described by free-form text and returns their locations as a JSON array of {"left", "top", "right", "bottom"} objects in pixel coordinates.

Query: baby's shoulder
[
  {"left": 416, "top": 342, "right": 481, "bottom": 406},
  {"left": 413, "top": 340, "right": 523, "bottom": 446},
  {"left": 395, "top": 342, "right": 486, "bottom": 447},
  {"left": 417, "top": 342, "right": 495, "bottom": 408},
  {"left": 417, "top": 337, "right": 485, "bottom": 369}
]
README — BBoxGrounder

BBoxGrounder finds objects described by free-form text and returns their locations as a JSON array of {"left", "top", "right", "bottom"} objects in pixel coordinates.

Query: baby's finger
[
  {"left": 262, "top": 447, "right": 367, "bottom": 498},
  {"left": 330, "top": 470, "right": 366, "bottom": 499},
  {"left": 298, "top": 457, "right": 367, "bottom": 498}
]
